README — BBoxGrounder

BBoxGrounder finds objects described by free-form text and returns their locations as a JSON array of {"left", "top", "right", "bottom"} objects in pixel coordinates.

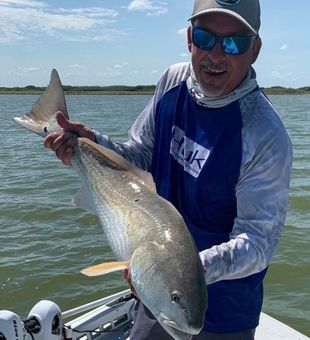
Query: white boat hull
[{"left": 62, "top": 290, "right": 309, "bottom": 340}]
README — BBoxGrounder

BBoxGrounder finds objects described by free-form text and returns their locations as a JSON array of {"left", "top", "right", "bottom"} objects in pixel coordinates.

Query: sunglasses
[{"left": 192, "top": 27, "right": 256, "bottom": 55}]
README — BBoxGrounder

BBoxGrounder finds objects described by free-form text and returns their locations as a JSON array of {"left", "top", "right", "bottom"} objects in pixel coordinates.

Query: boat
[{"left": 62, "top": 289, "right": 309, "bottom": 340}]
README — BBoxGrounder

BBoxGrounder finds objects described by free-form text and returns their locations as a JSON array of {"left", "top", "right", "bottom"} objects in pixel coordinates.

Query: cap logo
[{"left": 216, "top": 0, "right": 241, "bottom": 5}]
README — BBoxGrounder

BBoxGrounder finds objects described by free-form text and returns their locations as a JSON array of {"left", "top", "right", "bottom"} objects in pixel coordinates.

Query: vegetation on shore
[
  {"left": 0, "top": 85, "right": 309, "bottom": 95},
  {"left": 260, "top": 86, "right": 310, "bottom": 95},
  {"left": 0, "top": 85, "right": 156, "bottom": 95}
]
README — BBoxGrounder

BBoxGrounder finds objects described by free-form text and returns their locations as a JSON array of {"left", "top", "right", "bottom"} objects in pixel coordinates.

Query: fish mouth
[{"left": 159, "top": 313, "right": 194, "bottom": 340}]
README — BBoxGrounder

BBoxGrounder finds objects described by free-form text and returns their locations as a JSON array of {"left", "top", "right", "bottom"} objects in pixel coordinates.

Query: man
[{"left": 45, "top": 0, "right": 292, "bottom": 339}]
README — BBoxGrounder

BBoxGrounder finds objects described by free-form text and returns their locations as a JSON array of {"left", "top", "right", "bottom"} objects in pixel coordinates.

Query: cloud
[
  {"left": 177, "top": 28, "right": 187, "bottom": 36},
  {"left": 100, "top": 66, "right": 124, "bottom": 78},
  {"left": 113, "top": 62, "right": 128, "bottom": 69},
  {"left": 9, "top": 66, "right": 40, "bottom": 76},
  {"left": 0, "top": 1, "right": 120, "bottom": 44},
  {"left": 280, "top": 44, "right": 288, "bottom": 50},
  {"left": 0, "top": 0, "right": 46, "bottom": 8},
  {"left": 180, "top": 53, "right": 189, "bottom": 57},
  {"left": 271, "top": 70, "right": 283, "bottom": 80},
  {"left": 127, "top": 0, "right": 168, "bottom": 16},
  {"left": 68, "top": 64, "right": 86, "bottom": 69}
]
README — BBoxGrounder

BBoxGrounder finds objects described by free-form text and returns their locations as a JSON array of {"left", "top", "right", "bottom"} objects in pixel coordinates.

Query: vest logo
[{"left": 170, "top": 126, "right": 210, "bottom": 178}]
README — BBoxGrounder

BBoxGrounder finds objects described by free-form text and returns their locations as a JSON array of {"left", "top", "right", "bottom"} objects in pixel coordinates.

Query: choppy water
[{"left": 0, "top": 94, "right": 309, "bottom": 336}]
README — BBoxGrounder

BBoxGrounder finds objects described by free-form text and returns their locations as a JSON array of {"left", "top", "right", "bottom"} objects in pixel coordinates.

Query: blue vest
[{"left": 151, "top": 81, "right": 267, "bottom": 333}]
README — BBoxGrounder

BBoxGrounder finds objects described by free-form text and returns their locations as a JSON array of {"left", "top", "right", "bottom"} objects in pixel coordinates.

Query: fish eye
[{"left": 171, "top": 291, "right": 181, "bottom": 303}]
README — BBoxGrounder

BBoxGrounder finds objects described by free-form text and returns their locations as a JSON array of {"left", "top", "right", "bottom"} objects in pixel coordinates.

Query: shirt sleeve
[
  {"left": 199, "top": 97, "right": 293, "bottom": 285},
  {"left": 92, "top": 63, "right": 191, "bottom": 171},
  {"left": 92, "top": 95, "right": 156, "bottom": 171}
]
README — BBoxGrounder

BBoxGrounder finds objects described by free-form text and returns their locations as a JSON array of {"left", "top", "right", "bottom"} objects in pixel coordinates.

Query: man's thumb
[
  {"left": 56, "top": 111, "right": 75, "bottom": 131},
  {"left": 55, "top": 111, "right": 95, "bottom": 141},
  {"left": 56, "top": 110, "right": 86, "bottom": 136}
]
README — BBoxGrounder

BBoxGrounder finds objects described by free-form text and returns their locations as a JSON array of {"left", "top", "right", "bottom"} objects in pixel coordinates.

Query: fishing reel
[{"left": 0, "top": 300, "right": 62, "bottom": 340}]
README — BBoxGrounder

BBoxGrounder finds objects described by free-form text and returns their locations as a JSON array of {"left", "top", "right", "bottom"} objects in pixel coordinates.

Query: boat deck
[{"left": 62, "top": 290, "right": 309, "bottom": 340}]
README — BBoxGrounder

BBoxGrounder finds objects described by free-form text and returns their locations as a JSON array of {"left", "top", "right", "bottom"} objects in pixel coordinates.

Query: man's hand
[{"left": 44, "top": 111, "right": 96, "bottom": 166}]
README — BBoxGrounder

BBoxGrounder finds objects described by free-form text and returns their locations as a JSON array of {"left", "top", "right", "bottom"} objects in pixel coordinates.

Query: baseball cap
[{"left": 188, "top": 0, "right": 261, "bottom": 34}]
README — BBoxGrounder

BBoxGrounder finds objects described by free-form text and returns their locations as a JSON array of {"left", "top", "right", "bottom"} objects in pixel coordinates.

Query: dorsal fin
[{"left": 78, "top": 138, "right": 157, "bottom": 192}]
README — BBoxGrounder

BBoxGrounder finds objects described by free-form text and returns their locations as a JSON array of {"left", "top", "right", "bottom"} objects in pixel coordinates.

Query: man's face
[{"left": 187, "top": 12, "right": 261, "bottom": 98}]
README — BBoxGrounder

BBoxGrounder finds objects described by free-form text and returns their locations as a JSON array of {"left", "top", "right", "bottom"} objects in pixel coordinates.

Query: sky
[{"left": 0, "top": 0, "right": 309, "bottom": 88}]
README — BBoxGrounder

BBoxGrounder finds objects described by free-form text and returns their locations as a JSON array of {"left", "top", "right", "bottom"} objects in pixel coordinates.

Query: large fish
[{"left": 13, "top": 70, "right": 207, "bottom": 340}]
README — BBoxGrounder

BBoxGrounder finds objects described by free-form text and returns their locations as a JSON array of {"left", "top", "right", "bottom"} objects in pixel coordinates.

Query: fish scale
[
  {"left": 73, "top": 151, "right": 131, "bottom": 259},
  {"left": 73, "top": 141, "right": 176, "bottom": 259}
]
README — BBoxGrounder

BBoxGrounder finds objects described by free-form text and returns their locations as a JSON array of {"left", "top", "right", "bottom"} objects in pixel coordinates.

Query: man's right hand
[{"left": 44, "top": 111, "right": 96, "bottom": 166}]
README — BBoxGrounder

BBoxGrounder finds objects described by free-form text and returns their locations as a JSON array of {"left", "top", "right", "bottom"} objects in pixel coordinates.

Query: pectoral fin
[
  {"left": 72, "top": 185, "right": 96, "bottom": 213},
  {"left": 81, "top": 261, "right": 130, "bottom": 277}
]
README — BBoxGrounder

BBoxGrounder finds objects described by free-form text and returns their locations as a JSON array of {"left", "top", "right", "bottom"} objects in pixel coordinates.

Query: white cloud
[
  {"left": 101, "top": 66, "right": 124, "bottom": 78},
  {"left": 180, "top": 53, "right": 189, "bottom": 57},
  {"left": 0, "top": 0, "right": 46, "bottom": 8},
  {"left": 280, "top": 44, "right": 288, "bottom": 50},
  {"left": 9, "top": 66, "right": 40, "bottom": 75},
  {"left": 271, "top": 70, "right": 283, "bottom": 80},
  {"left": 127, "top": 0, "right": 168, "bottom": 16},
  {"left": 151, "top": 70, "right": 159, "bottom": 74},
  {"left": 113, "top": 62, "right": 129, "bottom": 69},
  {"left": 68, "top": 64, "right": 86, "bottom": 69},
  {"left": 0, "top": 1, "right": 119, "bottom": 44},
  {"left": 177, "top": 28, "right": 187, "bottom": 36}
]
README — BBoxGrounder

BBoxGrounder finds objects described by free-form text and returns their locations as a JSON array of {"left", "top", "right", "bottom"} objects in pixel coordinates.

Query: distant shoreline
[
  {"left": 0, "top": 85, "right": 155, "bottom": 96},
  {"left": 0, "top": 85, "right": 309, "bottom": 95}
]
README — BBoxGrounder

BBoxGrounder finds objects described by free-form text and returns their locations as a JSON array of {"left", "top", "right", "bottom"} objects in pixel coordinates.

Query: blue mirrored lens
[
  {"left": 192, "top": 27, "right": 253, "bottom": 55},
  {"left": 222, "top": 36, "right": 251, "bottom": 55},
  {"left": 222, "top": 37, "right": 239, "bottom": 54},
  {"left": 193, "top": 28, "right": 215, "bottom": 50}
]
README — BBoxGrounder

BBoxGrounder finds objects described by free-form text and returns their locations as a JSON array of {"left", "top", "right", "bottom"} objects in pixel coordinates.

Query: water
[{"left": 0, "top": 94, "right": 309, "bottom": 336}]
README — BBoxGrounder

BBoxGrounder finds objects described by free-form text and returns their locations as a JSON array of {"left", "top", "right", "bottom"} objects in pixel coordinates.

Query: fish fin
[
  {"left": 81, "top": 261, "right": 130, "bottom": 277},
  {"left": 78, "top": 138, "right": 157, "bottom": 192},
  {"left": 13, "top": 69, "right": 69, "bottom": 137},
  {"left": 135, "top": 170, "right": 156, "bottom": 193},
  {"left": 72, "top": 186, "right": 96, "bottom": 212}
]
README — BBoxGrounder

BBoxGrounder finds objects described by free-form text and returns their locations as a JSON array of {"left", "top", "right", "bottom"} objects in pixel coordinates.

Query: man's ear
[
  {"left": 187, "top": 26, "right": 192, "bottom": 53},
  {"left": 251, "top": 36, "right": 262, "bottom": 64}
]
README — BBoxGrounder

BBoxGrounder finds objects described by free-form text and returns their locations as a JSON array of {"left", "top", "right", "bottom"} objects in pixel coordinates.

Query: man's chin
[{"left": 199, "top": 82, "right": 227, "bottom": 98}]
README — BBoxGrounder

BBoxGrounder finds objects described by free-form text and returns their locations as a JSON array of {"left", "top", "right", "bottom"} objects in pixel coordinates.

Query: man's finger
[
  {"left": 56, "top": 111, "right": 85, "bottom": 135},
  {"left": 44, "top": 132, "right": 61, "bottom": 149}
]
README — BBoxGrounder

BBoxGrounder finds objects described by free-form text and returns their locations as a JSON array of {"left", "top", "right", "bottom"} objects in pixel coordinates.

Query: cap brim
[{"left": 188, "top": 8, "right": 257, "bottom": 34}]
